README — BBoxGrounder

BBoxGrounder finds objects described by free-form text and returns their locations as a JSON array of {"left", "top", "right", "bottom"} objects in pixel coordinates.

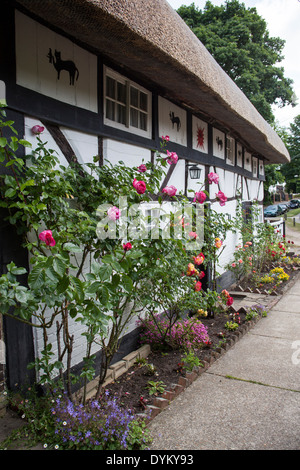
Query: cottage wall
[{"left": 0, "top": 5, "right": 268, "bottom": 388}]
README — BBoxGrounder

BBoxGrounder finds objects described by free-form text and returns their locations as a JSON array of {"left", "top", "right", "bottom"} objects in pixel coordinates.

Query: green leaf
[
  {"left": 99, "top": 286, "right": 109, "bottom": 305},
  {"left": 45, "top": 266, "right": 60, "bottom": 282},
  {"left": 18, "top": 139, "right": 32, "bottom": 148},
  {"left": 70, "top": 276, "right": 84, "bottom": 303},
  {"left": 4, "top": 188, "right": 16, "bottom": 198},
  {"left": 86, "top": 281, "right": 102, "bottom": 295},
  {"left": 28, "top": 266, "right": 45, "bottom": 290},
  {"left": 20, "top": 179, "right": 35, "bottom": 191},
  {"left": 122, "top": 275, "right": 133, "bottom": 293},
  {"left": 0, "top": 137, "right": 7, "bottom": 147},
  {"left": 10, "top": 266, "right": 27, "bottom": 276},
  {"left": 56, "top": 276, "right": 70, "bottom": 294},
  {"left": 15, "top": 289, "right": 28, "bottom": 304},
  {"left": 9, "top": 137, "right": 19, "bottom": 152},
  {"left": 63, "top": 242, "right": 82, "bottom": 253},
  {"left": 98, "top": 264, "right": 112, "bottom": 281},
  {"left": 53, "top": 257, "right": 66, "bottom": 277}
]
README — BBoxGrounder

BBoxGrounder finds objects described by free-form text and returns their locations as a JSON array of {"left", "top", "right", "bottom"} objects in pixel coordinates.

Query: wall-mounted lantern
[{"left": 188, "top": 164, "right": 202, "bottom": 180}]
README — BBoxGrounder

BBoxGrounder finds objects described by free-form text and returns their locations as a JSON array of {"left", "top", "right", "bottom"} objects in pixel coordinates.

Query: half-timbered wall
[{"left": 0, "top": 5, "right": 268, "bottom": 386}]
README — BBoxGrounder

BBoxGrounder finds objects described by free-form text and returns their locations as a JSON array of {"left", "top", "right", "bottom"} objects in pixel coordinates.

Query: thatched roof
[{"left": 16, "top": 0, "right": 290, "bottom": 164}]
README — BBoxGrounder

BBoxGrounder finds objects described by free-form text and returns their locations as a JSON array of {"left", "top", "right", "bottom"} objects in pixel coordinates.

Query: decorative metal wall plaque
[
  {"left": 47, "top": 48, "right": 79, "bottom": 85},
  {"left": 169, "top": 111, "right": 181, "bottom": 131}
]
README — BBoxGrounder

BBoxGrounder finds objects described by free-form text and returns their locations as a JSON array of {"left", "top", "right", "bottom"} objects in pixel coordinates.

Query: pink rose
[
  {"left": 216, "top": 190, "right": 227, "bottom": 206},
  {"left": 162, "top": 135, "right": 170, "bottom": 142},
  {"left": 193, "top": 191, "right": 207, "bottom": 204},
  {"left": 31, "top": 125, "right": 44, "bottom": 135},
  {"left": 123, "top": 242, "right": 132, "bottom": 251},
  {"left": 39, "top": 230, "right": 56, "bottom": 247},
  {"left": 207, "top": 172, "right": 219, "bottom": 184},
  {"left": 189, "top": 231, "right": 198, "bottom": 239},
  {"left": 166, "top": 150, "right": 178, "bottom": 165},
  {"left": 189, "top": 232, "right": 198, "bottom": 240},
  {"left": 133, "top": 178, "right": 146, "bottom": 194},
  {"left": 231, "top": 263, "right": 236, "bottom": 268},
  {"left": 107, "top": 206, "right": 120, "bottom": 220},
  {"left": 137, "top": 164, "right": 147, "bottom": 173},
  {"left": 162, "top": 185, "right": 177, "bottom": 197},
  {"left": 226, "top": 296, "right": 234, "bottom": 306}
]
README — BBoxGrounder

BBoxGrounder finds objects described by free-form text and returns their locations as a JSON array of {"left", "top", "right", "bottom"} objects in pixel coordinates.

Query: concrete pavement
[{"left": 148, "top": 271, "right": 300, "bottom": 450}]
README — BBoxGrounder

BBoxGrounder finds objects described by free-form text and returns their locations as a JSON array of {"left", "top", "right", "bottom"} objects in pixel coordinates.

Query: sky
[{"left": 166, "top": 0, "right": 300, "bottom": 130}]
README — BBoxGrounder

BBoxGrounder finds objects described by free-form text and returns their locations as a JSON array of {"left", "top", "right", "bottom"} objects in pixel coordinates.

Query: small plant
[
  {"left": 146, "top": 380, "right": 166, "bottom": 396},
  {"left": 245, "top": 304, "right": 267, "bottom": 320},
  {"left": 144, "top": 363, "right": 158, "bottom": 376},
  {"left": 138, "top": 395, "right": 149, "bottom": 409},
  {"left": 135, "top": 357, "right": 148, "bottom": 367},
  {"left": 181, "top": 350, "right": 203, "bottom": 371},
  {"left": 214, "top": 333, "right": 227, "bottom": 349},
  {"left": 224, "top": 321, "right": 239, "bottom": 331}
]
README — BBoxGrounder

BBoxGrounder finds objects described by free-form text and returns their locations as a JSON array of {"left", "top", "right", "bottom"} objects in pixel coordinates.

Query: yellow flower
[{"left": 197, "top": 309, "right": 208, "bottom": 317}]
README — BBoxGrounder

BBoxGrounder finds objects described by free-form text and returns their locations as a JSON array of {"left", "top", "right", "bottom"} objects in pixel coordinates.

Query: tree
[
  {"left": 176, "top": 1, "right": 295, "bottom": 123},
  {"left": 281, "top": 115, "right": 300, "bottom": 193}
]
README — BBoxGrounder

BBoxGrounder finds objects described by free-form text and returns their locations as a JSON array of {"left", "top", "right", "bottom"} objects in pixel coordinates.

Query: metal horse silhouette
[
  {"left": 47, "top": 48, "right": 79, "bottom": 85},
  {"left": 169, "top": 111, "right": 181, "bottom": 131},
  {"left": 216, "top": 136, "right": 223, "bottom": 151}
]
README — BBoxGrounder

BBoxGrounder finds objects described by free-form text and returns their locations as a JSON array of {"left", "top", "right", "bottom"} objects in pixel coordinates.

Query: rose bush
[{"left": 0, "top": 104, "right": 235, "bottom": 406}]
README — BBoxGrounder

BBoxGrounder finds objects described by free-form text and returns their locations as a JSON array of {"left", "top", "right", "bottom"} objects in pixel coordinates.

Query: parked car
[
  {"left": 264, "top": 205, "right": 284, "bottom": 217},
  {"left": 289, "top": 199, "right": 300, "bottom": 209},
  {"left": 278, "top": 203, "right": 289, "bottom": 213}
]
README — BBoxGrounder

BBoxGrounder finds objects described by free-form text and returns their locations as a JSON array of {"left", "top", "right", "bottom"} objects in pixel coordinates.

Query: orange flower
[
  {"left": 215, "top": 238, "right": 222, "bottom": 249},
  {"left": 221, "top": 289, "right": 230, "bottom": 298}
]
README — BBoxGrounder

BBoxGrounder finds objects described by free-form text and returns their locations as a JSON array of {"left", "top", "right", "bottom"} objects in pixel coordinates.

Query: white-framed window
[
  {"left": 104, "top": 67, "right": 151, "bottom": 138},
  {"left": 226, "top": 136, "right": 235, "bottom": 165}
]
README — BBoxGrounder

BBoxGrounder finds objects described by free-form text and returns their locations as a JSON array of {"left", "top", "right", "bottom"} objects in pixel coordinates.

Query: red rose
[
  {"left": 123, "top": 242, "right": 132, "bottom": 251},
  {"left": 133, "top": 178, "right": 146, "bottom": 194},
  {"left": 39, "top": 229, "right": 56, "bottom": 247},
  {"left": 194, "top": 281, "right": 202, "bottom": 291}
]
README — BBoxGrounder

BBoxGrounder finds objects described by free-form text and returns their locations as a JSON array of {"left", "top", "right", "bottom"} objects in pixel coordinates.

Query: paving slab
[
  {"left": 282, "top": 281, "right": 300, "bottom": 296},
  {"left": 207, "top": 332, "right": 300, "bottom": 391},
  {"left": 271, "top": 293, "right": 300, "bottom": 313},
  {"left": 149, "top": 373, "right": 300, "bottom": 450},
  {"left": 252, "top": 309, "right": 300, "bottom": 340}
]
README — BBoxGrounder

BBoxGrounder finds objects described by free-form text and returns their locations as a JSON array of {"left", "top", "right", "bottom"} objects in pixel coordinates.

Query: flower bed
[{"left": 105, "top": 304, "right": 266, "bottom": 417}]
